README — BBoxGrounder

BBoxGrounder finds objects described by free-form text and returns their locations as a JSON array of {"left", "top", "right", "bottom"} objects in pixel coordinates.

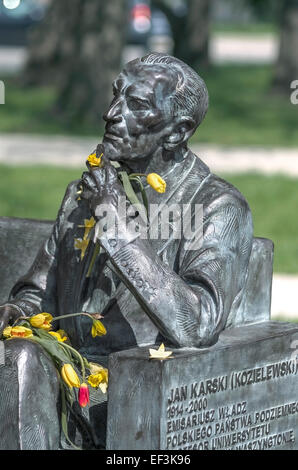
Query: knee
[
  {"left": 5, "top": 338, "right": 44, "bottom": 364},
  {"left": 4, "top": 339, "right": 59, "bottom": 384}
]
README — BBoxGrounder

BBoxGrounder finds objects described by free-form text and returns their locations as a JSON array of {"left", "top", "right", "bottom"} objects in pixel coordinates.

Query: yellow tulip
[
  {"left": 146, "top": 173, "right": 166, "bottom": 193},
  {"left": 87, "top": 152, "right": 103, "bottom": 168},
  {"left": 88, "top": 362, "right": 105, "bottom": 375},
  {"left": 30, "top": 313, "right": 53, "bottom": 330},
  {"left": 91, "top": 320, "right": 107, "bottom": 338},
  {"left": 87, "top": 373, "right": 102, "bottom": 389},
  {"left": 3, "top": 326, "right": 33, "bottom": 339},
  {"left": 2, "top": 326, "right": 12, "bottom": 338},
  {"left": 49, "top": 330, "right": 68, "bottom": 342},
  {"left": 61, "top": 364, "right": 81, "bottom": 389},
  {"left": 87, "top": 368, "right": 108, "bottom": 393}
]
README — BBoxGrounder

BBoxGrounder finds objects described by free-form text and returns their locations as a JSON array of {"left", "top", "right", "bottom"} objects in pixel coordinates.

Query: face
[{"left": 102, "top": 62, "right": 178, "bottom": 163}]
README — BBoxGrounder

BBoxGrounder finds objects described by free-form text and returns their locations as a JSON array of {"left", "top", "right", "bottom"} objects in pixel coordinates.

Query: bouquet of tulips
[{"left": 2, "top": 311, "right": 108, "bottom": 449}]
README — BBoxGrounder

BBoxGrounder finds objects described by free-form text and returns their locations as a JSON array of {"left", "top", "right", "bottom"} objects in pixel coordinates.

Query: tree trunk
[
  {"left": 152, "top": 0, "right": 211, "bottom": 68},
  {"left": 184, "top": 0, "right": 210, "bottom": 67},
  {"left": 273, "top": 0, "right": 298, "bottom": 93},
  {"left": 24, "top": 0, "right": 126, "bottom": 127}
]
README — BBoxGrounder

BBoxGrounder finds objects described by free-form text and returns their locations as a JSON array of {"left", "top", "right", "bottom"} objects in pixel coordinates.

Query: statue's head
[{"left": 103, "top": 53, "right": 209, "bottom": 163}]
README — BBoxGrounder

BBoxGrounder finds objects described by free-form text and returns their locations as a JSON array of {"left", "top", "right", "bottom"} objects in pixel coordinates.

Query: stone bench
[{"left": 0, "top": 216, "right": 297, "bottom": 450}]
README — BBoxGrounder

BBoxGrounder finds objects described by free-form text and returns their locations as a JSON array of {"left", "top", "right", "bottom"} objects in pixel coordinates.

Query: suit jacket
[{"left": 9, "top": 151, "right": 253, "bottom": 362}]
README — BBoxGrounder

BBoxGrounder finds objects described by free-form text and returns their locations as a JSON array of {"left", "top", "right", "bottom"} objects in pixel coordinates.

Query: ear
[{"left": 163, "top": 117, "right": 196, "bottom": 151}]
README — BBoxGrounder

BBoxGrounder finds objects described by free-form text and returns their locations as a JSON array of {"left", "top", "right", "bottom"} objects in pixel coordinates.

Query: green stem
[
  {"left": 60, "top": 342, "right": 86, "bottom": 383},
  {"left": 51, "top": 312, "right": 94, "bottom": 322},
  {"left": 86, "top": 242, "right": 100, "bottom": 278},
  {"left": 129, "top": 173, "right": 147, "bottom": 178},
  {"left": 13, "top": 311, "right": 95, "bottom": 327},
  {"left": 60, "top": 382, "right": 81, "bottom": 450}
]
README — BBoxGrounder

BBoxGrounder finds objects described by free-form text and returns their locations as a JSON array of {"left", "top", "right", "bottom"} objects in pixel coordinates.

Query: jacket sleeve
[
  {"left": 8, "top": 181, "right": 80, "bottom": 317},
  {"left": 100, "top": 194, "right": 253, "bottom": 348}
]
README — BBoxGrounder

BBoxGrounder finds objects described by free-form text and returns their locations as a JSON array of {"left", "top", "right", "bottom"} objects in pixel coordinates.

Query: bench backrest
[{"left": 0, "top": 216, "right": 53, "bottom": 305}]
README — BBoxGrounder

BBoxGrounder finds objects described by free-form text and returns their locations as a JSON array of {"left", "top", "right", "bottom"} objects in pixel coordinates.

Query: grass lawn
[
  {"left": 211, "top": 22, "right": 278, "bottom": 35},
  {"left": 0, "top": 165, "right": 83, "bottom": 220},
  {"left": 0, "top": 166, "right": 297, "bottom": 274},
  {"left": 0, "top": 64, "right": 297, "bottom": 147},
  {"left": 221, "top": 172, "right": 298, "bottom": 274},
  {"left": 192, "top": 65, "right": 298, "bottom": 147}
]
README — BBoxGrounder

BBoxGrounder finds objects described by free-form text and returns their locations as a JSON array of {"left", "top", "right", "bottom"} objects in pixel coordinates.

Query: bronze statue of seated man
[{"left": 0, "top": 53, "right": 253, "bottom": 450}]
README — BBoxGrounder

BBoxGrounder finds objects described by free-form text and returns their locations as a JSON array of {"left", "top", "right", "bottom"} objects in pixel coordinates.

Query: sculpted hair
[{"left": 140, "top": 53, "right": 209, "bottom": 130}]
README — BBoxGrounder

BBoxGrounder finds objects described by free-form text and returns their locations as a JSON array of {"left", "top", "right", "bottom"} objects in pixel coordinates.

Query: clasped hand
[{"left": 81, "top": 145, "right": 126, "bottom": 217}]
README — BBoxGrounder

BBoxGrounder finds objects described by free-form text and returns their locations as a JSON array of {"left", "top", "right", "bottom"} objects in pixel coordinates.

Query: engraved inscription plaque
[{"left": 107, "top": 322, "right": 298, "bottom": 450}]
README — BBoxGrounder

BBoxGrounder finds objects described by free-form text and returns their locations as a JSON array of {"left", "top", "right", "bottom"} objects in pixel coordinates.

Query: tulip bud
[
  {"left": 91, "top": 320, "right": 107, "bottom": 338},
  {"left": 87, "top": 152, "right": 103, "bottom": 168},
  {"left": 146, "top": 173, "right": 166, "bottom": 193},
  {"left": 49, "top": 330, "right": 67, "bottom": 342},
  {"left": 3, "top": 326, "right": 33, "bottom": 338},
  {"left": 30, "top": 312, "right": 53, "bottom": 330},
  {"left": 78, "top": 383, "right": 90, "bottom": 408},
  {"left": 61, "top": 364, "right": 80, "bottom": 389}
]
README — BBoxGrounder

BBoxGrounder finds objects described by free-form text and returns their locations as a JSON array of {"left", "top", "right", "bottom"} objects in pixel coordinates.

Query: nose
[{"left": 103, "top": 97, "right": 122, "bottom": 123}]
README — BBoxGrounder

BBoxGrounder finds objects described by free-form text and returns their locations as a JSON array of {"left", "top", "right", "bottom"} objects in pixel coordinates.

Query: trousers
[{"left": 0, "top": 339, "right": 107, "bottom": 450}]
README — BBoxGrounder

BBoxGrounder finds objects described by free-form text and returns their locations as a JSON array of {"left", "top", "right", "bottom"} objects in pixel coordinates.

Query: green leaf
[
  {"left": 60, "top": 383, "right": 81, "bottom": 450},
  {"left": 134, "top": 176, "right": 149, "bottom": 216},
  {"left": 30, "top": 336, "right": 73, "bottom": 364},
  {"left": 111, "top": 161, "right": 121, "bottom": 169},
  {"left": 119, "top": 171, "right": 147, "bottom": 222},
  {"left": 33, "top": 328, "right": 57, "bottom": 341}
]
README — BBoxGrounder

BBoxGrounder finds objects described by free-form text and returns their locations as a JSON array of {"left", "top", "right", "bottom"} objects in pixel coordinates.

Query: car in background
[
  {"left": 0, "top": 0, "right": 174, "bottom": 54},
  {"left": 124, "top": 0, "right": 174, "bottom": 63},
  {"left": 0, "top": 0, "right": 48, "bottom": 46},
  {"left": 126, "top": 0, "right": 152, "bottom": 46}
]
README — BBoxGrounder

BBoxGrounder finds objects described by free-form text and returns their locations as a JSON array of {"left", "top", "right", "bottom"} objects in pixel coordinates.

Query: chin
[
  {"left": 102, "top": 139, "right": 121, "bottom": 160},
  {"left": 102, "top": 138, "right": 132, "bottom": 161}
]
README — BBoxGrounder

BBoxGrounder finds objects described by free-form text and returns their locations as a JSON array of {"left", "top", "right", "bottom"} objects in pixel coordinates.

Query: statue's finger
[
  {"left": 99, "top": 154, "right": 118, "bottom": 184},
  {"left": 90, "top": 167, "right": 106, "bottom": 191},
  {"left": 0, "top": 315, "right": 7, "bottom": 335},
  {"left": 96, "top": 143, "right": 105, "bottom": 158},
  {"left": 81, "top": 172, "right": 98, "bottom": 191}
]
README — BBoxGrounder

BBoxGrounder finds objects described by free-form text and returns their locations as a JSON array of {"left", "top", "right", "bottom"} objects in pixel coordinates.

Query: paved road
[
  {"left": 1, "top": 133, "right": 298, "bottom": 176},
  {"left": 0, "top": 132, "right": 297, "bottom": 321},
  {"left": 210, "top": 33, "right": 278, "bottom": 64},
  {"left": 0, "top": 46, "right": 27, "bottom": 74},
  {"left": 271, "top": 275, "right": 298, "bottom": 321}
]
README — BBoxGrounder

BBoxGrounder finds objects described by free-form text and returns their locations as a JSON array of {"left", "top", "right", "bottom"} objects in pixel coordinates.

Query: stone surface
[
  {"left": 227, "top": 237, "right": 274, "bottom": 326},
  {"left": 0, "top": 217, "right": 53, "bottom": 305},
  {"left": 106, "top": 321, "right": 298, "bottom": 450}
]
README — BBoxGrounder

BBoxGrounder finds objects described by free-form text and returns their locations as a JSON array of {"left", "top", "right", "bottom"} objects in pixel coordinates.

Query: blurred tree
[
  {"left": 152, "top": 0, "right": 211, "bottom": 67},
  {"left": 248, "top": 0, "right": 298, "bottom": 93},
  {"left": 272, "top": 0, "right": 298, "bottom": 93},
  {"left": 24, "top": 0, "right": 126, "bottom": 128}
]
